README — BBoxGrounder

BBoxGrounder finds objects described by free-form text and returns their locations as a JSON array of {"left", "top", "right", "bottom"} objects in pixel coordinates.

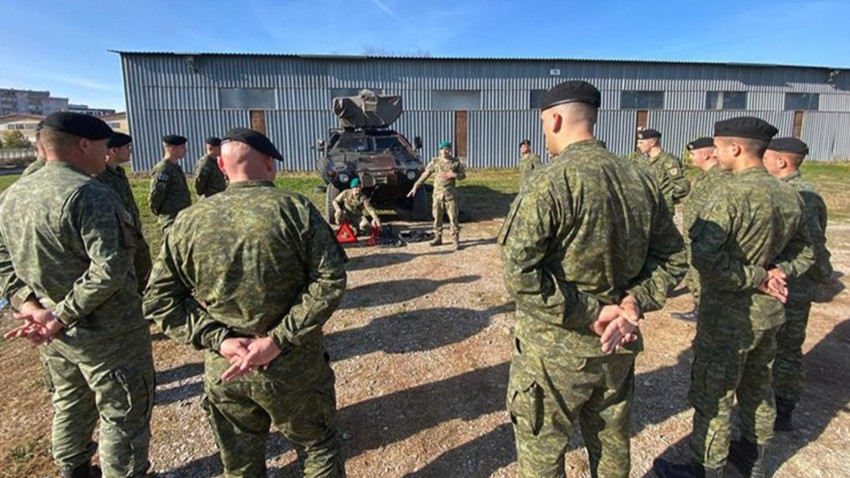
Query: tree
[{"left": 1, "top": 130, "right": 31, "bottom": 149}]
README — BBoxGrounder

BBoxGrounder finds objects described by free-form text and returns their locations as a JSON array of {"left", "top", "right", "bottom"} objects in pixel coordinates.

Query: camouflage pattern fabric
[
  {"left": 518, "top": 152, "right": 542, "bottom": 184},
  {"left": 500, "top": 139, "right": 687, "bottom": 477},
  {"left": 682, "top": 164, "right": 728, "bottom": 304},
  {"left": 95, "top": 164, "right": 152, "bottom": 293},
  {"left": 0, "top": 161, "right": 154, "bottom": 476},
  {"left": 194, "top": 154, "right": 228, "bottom": 198},
  {"left": 413, "top": 156, "right": 466, "bottom": 236},
  {"left": 688, "top": 166, "right": 815, "bottom": 469},
  {"left": 333, "top": 188, "right": 379, "bottom": 231},
  {"left": 148, "top": 158, "right": 192, "bottom": 232},
  {"left": 773, "top": 171, "right": 834, "bottom": 404},
  {"left": 21, "top": 156, "right": 46, "bottom": 176},
  {"left": 144, "top": 180, "right": 347, "bottom": 478},
  {"left": 645, "top": 150, "right": 690, "bottom": 208}
]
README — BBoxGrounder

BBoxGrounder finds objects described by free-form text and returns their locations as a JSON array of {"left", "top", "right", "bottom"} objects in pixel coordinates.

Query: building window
[
  {"left": 706, "top": 91, "right": 747, "bottom": 110},
  {"left": 108, "top": 122, "right": 121, "bottom": 128},
  {"left": 220, "top": 88, "right": 277, "bottom": 110},
  {"left": 529, "top": 90, "right": 547, "bottom": 109},
  {"left": 432, "top": 90, "right": 481, "bottom": 110},
  {"left": 620, "top": 91, "right": 664, "bottom": 109},
  {"left": 784, "top": 93, "right": 819, "bottom": 111}
]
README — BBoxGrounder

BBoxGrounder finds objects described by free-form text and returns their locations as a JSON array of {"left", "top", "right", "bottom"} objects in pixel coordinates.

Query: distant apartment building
[
  {"left": 68, "top": 104, "right": 117, "bottom": 116},
  {"left": 100, "top": 112, "right": 128, "bottom": 133},
  {"left": 0, "top": 88, "right": 68, "bottom": 116}
]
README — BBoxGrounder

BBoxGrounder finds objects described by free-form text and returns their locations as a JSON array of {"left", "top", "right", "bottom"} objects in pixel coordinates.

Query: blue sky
[{"left": 1, "top": 0, "right": 848, "bottom": 111}]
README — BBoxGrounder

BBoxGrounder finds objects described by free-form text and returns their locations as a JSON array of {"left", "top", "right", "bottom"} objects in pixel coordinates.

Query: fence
[{"left": 0, "top": 148, "right": 36, "bottom": 168}]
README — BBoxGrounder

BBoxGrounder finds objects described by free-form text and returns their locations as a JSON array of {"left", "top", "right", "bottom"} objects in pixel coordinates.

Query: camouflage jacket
[
  {"left": 0, "top": 161, "right": 146, "bottom": 342},
  {"left": 96, "top": 164, "right": 145, "bottom": 235},
  {"left": 646, "top": 150, "right": 690, "bottom": 207},
  {"left": 518, "top": 152, "right": 542, "bottom": 184},
  {"left": 500, "top": 139, "right": 687, "bottom": 357},
  {"left": 333, "top": 188, "right": 378, "bottom": 219},
  {"left": 144, "top": 181, "right": 347, "bottom": 352},
  {"left": 194, "top": 154, "right": 227, "bottom": 198},
  {"left": 782, "top": 171, "right": 833, "bottom": 301},
  {"left": 149, "top": 158, "right": 192, "bottom": 218},
  {"left": 414, "top": 156, "right": 466, "bottom": 199},
  {"left": 21, "top": 157, "right": 46, "bottom": 177},
  {"left": 690, "top": 166, "right": 815, "bottom": 334},
  {"left": 683, "top": 164, "right": 728, "bottom": 238}
]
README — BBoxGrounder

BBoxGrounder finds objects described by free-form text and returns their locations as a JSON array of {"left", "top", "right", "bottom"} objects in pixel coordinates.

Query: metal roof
[{"left": 109, "top": 50, "right": 848, "bottom": 71}]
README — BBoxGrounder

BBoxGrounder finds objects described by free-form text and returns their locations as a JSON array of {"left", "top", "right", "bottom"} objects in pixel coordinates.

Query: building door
[
  {"left": 250, "top": 110, "right": 267, "bottom": 135},
  {"left": 636, "top": 110, "right": 649, "bottom": 130},
  {"left": 454, "top": 111, "right": 468, "bottom": 163},
  {"left": 792, "top": 111, "right": 804, "bottom": 139}
]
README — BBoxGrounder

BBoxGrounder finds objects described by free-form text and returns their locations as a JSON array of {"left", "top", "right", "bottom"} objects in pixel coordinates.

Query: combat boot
[
  {"left": 652, "top": 458, "right": 723, "bottom": 478},
  {"left": 452, "top": 234, "right": 461, "bottom": 250},
  {"left": 429, "top": 234, "right": 442, "bottom": 246},
  {"left": 774, "top": 395, "right": 796, "bottom": 431},
  {"left": 62, "top": 463, "right": 101, "bottom": 478},
  {"left": 728, "top": 438, "right": 767, "bottom": 478}
]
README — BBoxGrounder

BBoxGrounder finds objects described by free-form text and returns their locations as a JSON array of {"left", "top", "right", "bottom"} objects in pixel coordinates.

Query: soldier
[
  {"left": 0, "top": 112, "right": 154, "bottom": 478},
  {"left": 332, "top": 177, "right": 381, "bottom": 234},
  {"left": 194, "top": 136, "right": 228, "bottom": 198},
  {"left": 21, "top": 121, "right": 46, "bottom": 177},
  {"left": 149, "top": 134, "right": 192, "bottom": 232},
  {"left": 763, "top": 137, "right": 834, "bottom": 431},
  {"left": 671, "top": 137, "right": 726, "bottom": 321},
  {"left": 517, "top": 139, "right": 541, "bottom": 185},
  {"left": 653, "top": 118, "right": 815, "bottom": 478},
  {"left": 406, "top": 141, "right": 466, "bottom": 250},
  {"left": 636, "top": 128, "right": 691, "bottom": 210},
  {"left": 144, "top": 127, "right": 347, "bottom": 478},
  {"left": 500, "top": 80, "right": 687, "bottom": 478},
  {"left": 95, "top": 132, "right": 152, "bottom": 293}
]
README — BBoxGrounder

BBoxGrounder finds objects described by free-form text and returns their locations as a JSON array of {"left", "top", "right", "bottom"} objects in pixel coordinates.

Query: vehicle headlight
[
  {"left": 339, "top": 173, "right": 350, "bottom": 183},
  {"left": 406, "top": 171, "right": 417, "bottom": 180}
]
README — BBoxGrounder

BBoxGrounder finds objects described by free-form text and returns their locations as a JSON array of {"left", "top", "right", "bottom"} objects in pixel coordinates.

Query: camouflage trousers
[
  {"left": 432, "top": 193, "right": 459, "bottom": 236},
  {"left": 689, "top": 325, "right": 779, "bottom": 469},
  {"left": 508, "top": 337, "right": 634, "bottom": 478},
  {"left": 684, "top": 266, "right": 701, "bottom": 306},
  {"left": 773, "top": 300, "right": 812, "bottom": 403},
  {"left": 202, "top": 346, "right": 345, "bottom": 478},
  {"left": 156, "top": 214, "right": 177, "bottom": 234},
  {"left": 339, "top": 211, "right": 370, "bottom": 235},
  {"left": 40, "top": 326, "right": 154, "bottom": 477},
  {"left": 132, "top": 238, "right": 152, "bottom": 295}
]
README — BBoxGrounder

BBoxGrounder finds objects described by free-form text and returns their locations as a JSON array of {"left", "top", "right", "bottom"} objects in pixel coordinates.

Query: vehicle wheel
[
  {"left": 411, "top": 186, "right": 432, "bottom": 221},
  {"left": 325, "top": 183, "right": 339, "bottom": 224}
]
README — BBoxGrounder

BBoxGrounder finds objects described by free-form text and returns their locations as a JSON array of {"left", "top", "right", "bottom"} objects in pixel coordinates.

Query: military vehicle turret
[{"left": 317, "top": 89, "right": 429, "bottom": 223}]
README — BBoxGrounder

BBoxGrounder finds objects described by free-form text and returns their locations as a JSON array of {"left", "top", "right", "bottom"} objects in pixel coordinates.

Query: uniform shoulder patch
[
  {"left": 158, "top": 174, "right": 169, "bottom": 182},
  {"left": 668, "top": 167, "right": 679, "bottom": 176}
]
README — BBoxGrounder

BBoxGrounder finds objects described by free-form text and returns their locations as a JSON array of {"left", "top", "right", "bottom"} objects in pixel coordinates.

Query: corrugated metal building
[{"left": 116, "top": 52, "right": 850, "bottom": 171}]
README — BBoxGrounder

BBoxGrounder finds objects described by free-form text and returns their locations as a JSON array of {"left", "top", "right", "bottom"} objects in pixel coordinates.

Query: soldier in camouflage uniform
[
  {"left": 332, "top": 177, "right": 381, "bottom": 234},
  {"left": 763, "top": 137, "right": 835, "bottom": 431},
  {"left": 500, "top": 81, "right": 687, "bottom": 478},
  {"left": 671, "top": 137, "right": 727, "bottom": 321},
  {"left": 95, "top": 132, "right": 152, "bottom": 293},
  {"left": 144, "top": 127, "right": 347, "bottom": 478},
  {"left": 149, "top": 134, "right": 192, "bottom": 233},
  {"left": 636, "top": 129, "right": 691, "bottom": 210},
  {"left": 653, "top": 118, "right": 815, "bottom": 478},
  {"left": 517, "top": 139, "right": 542, "bottom": 185},
  {"left": 194, "top": 136, "right": 228, "bottom": 198},
  {"left": 0, "top": 112, "right": 154, "bottom": 478},
  {"left": 407, "top": 141, "right": 466, "bottom": 250}
]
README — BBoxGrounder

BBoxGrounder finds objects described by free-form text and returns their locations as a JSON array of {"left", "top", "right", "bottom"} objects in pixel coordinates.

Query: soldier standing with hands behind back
[{"left": 407, "top": 141, "right": 466, "bottom": 250}]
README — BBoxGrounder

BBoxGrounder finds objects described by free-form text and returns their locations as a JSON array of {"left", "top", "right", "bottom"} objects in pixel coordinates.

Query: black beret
[
  {"left": 42, "top": 112, "right": 112, "bottom": 140},
  {"left": 205, "top": 137, "right": 222, "bottom": 147},
  {"left": 637, "top": 129, "right": 661, "bottom": 140},
  {"left": 222, "top": 128, "right": 283, "bottom": 161},
  {"left": 107, "top": 133, "right": 132, "bottom": 148},
  {"left": 162, "top": 134, "right": 188, "bottom": 145},
  {"left": 687, "top": 137, "right": 714, "bottom": 150},
  {"left": 713, "top": 117, "right": 778, "bottom": 142},
  {"left": 768, "top": 137, "right": 809, "bottom": 155},
  {"left": 540, "top": 80, "right": 601, "bottom": 110},
  {"left": 519, "top": 139, "right": 531, "bottom": 146}
]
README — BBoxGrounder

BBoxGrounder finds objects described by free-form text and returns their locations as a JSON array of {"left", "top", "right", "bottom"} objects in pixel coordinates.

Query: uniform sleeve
[
  {"left": 51, "top": 189, "right": 133, "bottom": 326},
  {"left": 499, "top": 178, "right": 600, "bottom": 329},
  {"left": 531, "top": 154, "right": 542, "bottom": 170},
  {"left": 626, "top": 187, "right": 688, "bottom": 312},
  {"left": 668, "top": 157, "right": 691, "bottom": 201},
  {"left": 690, "top": 194, "right": 768, "bottom": 291},
  {"left": 773, "top": 199, "right": 815, "bottom": 280},
  {"left": 194, "top": 158, "right": 209, "bottom": 197},
  {"left": 454, "top": 160, "right": 466, "bottom": 180},
  {"left": 143, "top": 231, "right": 231, "bottom": 351},
  {"left": 149, "top": 167, "right": 169, "bottom": 214},
  {"left": 332, "top": 190, "right": 346, "bottom": 212},
  {"left": 270, "top": 202, "right": 347, "bottom": 348},
  {"left": 0, "top": 225, "right": 35, "bottom": 310},
  {"left": 362, "top": 198, "right": 379, "bottom": 220},
  {"left": 799, "top": 190, "right": 833, "bottom": 281},
  {"left": 413, "top": 160, "right": 435, "bottom": 189}
]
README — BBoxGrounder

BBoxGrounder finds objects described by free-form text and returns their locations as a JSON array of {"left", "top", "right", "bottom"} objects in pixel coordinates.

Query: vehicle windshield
[
  {"left": 374, "top": 136, "right": 409, "bottom": 152},
  {"left": 334, "top": 135, "right": 372, "bottom": 152}
]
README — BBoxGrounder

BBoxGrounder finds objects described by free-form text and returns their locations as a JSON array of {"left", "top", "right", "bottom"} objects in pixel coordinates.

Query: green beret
[{"left": 438, "top": 141, "right": 452, "bottom": 149}]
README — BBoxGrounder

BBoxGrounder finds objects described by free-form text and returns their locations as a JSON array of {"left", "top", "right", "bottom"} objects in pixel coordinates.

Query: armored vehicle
[{"left": 318, "top": 90, "right": 430, "bottom": 223}]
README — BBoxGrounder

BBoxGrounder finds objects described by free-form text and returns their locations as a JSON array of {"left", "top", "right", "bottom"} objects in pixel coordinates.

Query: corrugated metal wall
[{"left": 121, "top": 54, "right": 850, "bottom": 172}]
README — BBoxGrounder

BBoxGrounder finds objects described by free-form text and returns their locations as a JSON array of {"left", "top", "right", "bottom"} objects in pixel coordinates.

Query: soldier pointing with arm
[{"left": 407, "top": 141, "right": 466, "bottom": 250}]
